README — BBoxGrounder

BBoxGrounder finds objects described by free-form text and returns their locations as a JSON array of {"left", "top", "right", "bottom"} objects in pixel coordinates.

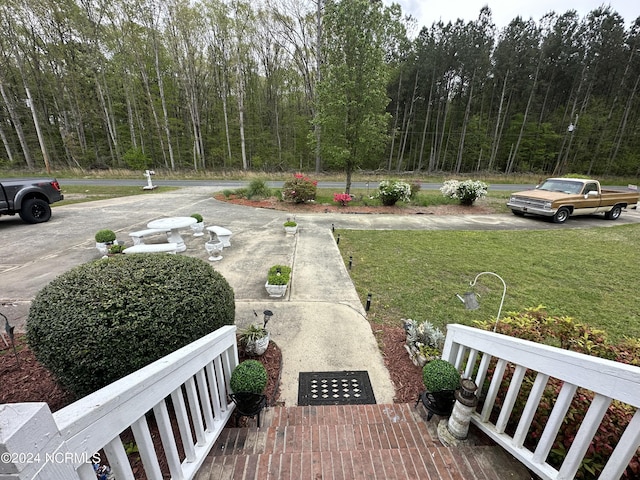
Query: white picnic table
[{"left": 146, "top": 216, "right": 196, "bottom": 252}]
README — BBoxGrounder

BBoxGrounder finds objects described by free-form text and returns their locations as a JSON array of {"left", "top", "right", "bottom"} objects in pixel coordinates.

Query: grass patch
[
  {"left": 338, "top": 225, "right": 640, "bottom": 342},
  {"left": 55, "top": 185, "right": 176, "bottom": 206}
]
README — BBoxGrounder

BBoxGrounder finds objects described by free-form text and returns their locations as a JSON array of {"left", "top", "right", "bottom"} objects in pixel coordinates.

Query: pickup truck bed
[{"left": 0, "top": 178, "right": 64, "bottom": 223}]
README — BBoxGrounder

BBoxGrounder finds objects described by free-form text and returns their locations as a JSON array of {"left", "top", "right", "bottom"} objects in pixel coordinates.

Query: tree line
[{"left": 0, "top": 0, "right": 638, "bottom": 177}]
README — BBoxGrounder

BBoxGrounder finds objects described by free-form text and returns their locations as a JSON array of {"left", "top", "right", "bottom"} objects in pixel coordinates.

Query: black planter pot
[
  {"left": 229, "top": 392, "right": 267, "bottom": 427},
  {"left": 415, "top": 389, "right": 456, "bottom": 421}
]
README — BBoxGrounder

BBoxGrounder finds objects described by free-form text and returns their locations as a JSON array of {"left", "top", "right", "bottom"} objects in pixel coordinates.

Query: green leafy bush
[
  {"left": 230, "top": 360, "right": 267, "bottom": 394},
  {"left": 422, "top": 359, "right": 460, "bottom": 392},
  {"left": 376, "top": 180, "right": 411, "bottom": 206},
  {"left": 475, "top": 307, "right": 639, "bottom": 478},
  {"left": 246, "top": 178, "right": 271, "bottom": 199},
  {"left": 267, "top": 265, "right": 291, "bottom": 285},
  {"left": 190, "top": 213, "right": 203, "bottom": 223},
  {"left": 95, "top": 229, "right": 116, "bottom": 243},
  {"left": 281, "top": 173, "right": 317, "bottom": 203},
  {"left": 27, "top": 254, "right": 235, "bottom": 397}
]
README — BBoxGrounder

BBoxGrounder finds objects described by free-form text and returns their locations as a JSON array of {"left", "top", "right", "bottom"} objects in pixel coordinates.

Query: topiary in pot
[
  {"left": 27, "top": 254, "right": 235, "bottom": 397},
  {"left": 422, "top": 359, "right": 461, "bottom": 393},
  {"left": 230, "top": 359, "right": 267, "bottom": 394},
  {"left": 190, "top": 213, "right": 203, "bottom": 223},
  {"left": 95, "top": 229, "right": 116, "bottom": 244}
]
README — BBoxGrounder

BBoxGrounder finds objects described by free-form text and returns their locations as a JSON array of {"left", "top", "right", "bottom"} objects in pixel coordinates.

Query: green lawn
[
  {"left": 55, "top": 185, "right": 176, "bottom": 206},
  {"left": 337, "top": 225, "right": 640, "bottom": 342}
]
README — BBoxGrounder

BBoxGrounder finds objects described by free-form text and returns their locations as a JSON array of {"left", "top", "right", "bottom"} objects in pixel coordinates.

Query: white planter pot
[
  {"left": 265, "top": 282, "right": 288, "bottom": 298},
  {"left": 191, "top": 222, "right": 205, "bottom": 236},
  {"left": 246, "top": 333, "right": 270, "bottom": 356},
  {"left": 284, "top": 226, "right": 298, "bottom": 235}
]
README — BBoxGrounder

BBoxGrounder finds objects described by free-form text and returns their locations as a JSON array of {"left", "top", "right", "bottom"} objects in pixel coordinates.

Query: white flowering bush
[
  {"left": 376, "top": 180, "right": 412, "bottom": 206},
  {"left": 440, "top": 179, "right": 488, "bottom": 205}
]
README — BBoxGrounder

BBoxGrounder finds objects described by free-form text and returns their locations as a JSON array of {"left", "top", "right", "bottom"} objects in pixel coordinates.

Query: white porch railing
[
  {"left": 0, "top": 325, "right": 238, "bottom": 480},
  {"left": 442, "top": 324, "right": 640, "bottom": 480}
]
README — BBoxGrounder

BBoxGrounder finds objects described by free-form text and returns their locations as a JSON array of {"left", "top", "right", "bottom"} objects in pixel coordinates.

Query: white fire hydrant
[{"left": 437, "top": 378, "right": 479, "bottom": 447}]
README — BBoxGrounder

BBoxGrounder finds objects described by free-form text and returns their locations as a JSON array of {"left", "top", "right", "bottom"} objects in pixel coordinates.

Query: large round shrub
[{"left": 27, "top": 254, "right": 235, "bottom": 397}]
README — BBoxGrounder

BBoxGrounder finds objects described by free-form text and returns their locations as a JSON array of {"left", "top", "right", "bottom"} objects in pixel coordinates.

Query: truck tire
[
  {"left": 19, "top": 198, "right": 52, "bottom": 223},
  {"left": 552, "top": 207, "right": 570, "bottom": 224},
  {"left": 511, "top": 210, "right": 525, "bottom": 217},
  {"left": 605, "top": 204, "right": 622, "bottom": 220}
]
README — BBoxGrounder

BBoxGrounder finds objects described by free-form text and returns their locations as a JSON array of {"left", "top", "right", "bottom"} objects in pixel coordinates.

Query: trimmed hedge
[{"left": 27, "top": 254, "right": 235, "bottom": 397}]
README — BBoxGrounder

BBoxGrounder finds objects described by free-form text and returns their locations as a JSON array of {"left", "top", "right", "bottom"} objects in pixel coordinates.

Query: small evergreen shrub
[
  {"left": 27, "top": 254, "right": 235, "bottom": 397},
  {"left": 230, "top": 360, "right": 267, "bottom": 394},
  {"left": 376, "top": 180, "right": 411, "bottom": 206},
  {"left": 422, "top": 359, "right": 460, "bottom": 392},
  {"left": 283, "top": 221, "right": 297, "bottom": 227},
  {"left": 95, "top": 229, "right": 116, "bottom": 243},
  {"left": 281, "top": 173, "right": 317, "bottom": 203},
  {"left": 190, "top": 213, "right": 203, "bottom": 223}
]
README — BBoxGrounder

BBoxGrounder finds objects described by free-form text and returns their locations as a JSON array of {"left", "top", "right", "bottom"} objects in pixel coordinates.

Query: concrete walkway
[{"left": 2, "top": 187, "right": 639, "bottom": 406}]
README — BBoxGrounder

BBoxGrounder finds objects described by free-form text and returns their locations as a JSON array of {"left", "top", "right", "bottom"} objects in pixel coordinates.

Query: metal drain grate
[{"left": 298, "top": 371, "right": 376, "bottom": 406}]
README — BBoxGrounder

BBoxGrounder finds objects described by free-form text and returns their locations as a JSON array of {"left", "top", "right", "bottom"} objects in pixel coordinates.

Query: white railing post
[{"left": 0, "top": 403, "right": 79, "bottom": 479}]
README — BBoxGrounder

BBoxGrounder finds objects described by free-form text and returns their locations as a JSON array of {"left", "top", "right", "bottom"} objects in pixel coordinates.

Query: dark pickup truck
[{"left": 0, "top": 178, "right": 64, "bottom": 223}]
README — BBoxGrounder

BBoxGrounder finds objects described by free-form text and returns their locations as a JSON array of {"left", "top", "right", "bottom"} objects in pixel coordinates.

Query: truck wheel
[
  {"left": 511, "top": 210, "right": 525, "bottom": 217},
  {"left": 19, "top": 198, "right": 52, "bottom": 223},
  {"left": 552, "top": 207, "right": 570, "bottom": 224},
  {"left": 605, "top": 205, "right": 622, "bottom": 220}
]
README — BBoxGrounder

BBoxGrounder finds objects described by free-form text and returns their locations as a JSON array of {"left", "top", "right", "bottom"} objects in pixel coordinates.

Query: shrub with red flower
[
  {"left": 333, "top": 193, "right": 352, "bottom": 206},
  {"left": 282, "top": 173, "right": 318, "bottom": 203}
]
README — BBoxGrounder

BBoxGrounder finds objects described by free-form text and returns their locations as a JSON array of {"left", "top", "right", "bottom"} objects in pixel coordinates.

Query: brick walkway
[{"left": 196, "top": 403, "right": 533, "bottom": 480}]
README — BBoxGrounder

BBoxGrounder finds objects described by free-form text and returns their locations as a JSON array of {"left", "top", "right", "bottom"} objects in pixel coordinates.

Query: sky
[{"left": 387, "top": 0, "right": 638, "bottom": 33}]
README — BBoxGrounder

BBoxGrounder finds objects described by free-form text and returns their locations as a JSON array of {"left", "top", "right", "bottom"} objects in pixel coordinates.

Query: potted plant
[
  {"left": 418, "top": 359, "right": 461, "bottom": 420},
  {"left": 229, "top": 359, "right": 268, "bottom": 426},
  {"left": 190, "top": 213, "right": 205, "bottom": 236},
  {"left": 283, "top": 218, "right": 298, "bottom": 235},
  {"left": 239, "top": 324, "right": 270, "bottom": 356},
  {"left": 265, "top": 264, "right": 291, "bottom": 298},
  {"left": 95, "top": 229, "right": 117, "bottom": 255},
  {"left": 108, "top": 244, "right": 126, "bottom": 255}
]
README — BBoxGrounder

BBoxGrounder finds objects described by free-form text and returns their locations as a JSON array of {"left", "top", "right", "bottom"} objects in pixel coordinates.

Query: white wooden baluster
[
  {"left": 130, "top": 414, "right": 164, "bottom": 479},
  {"left": 533, "top": 382, "right": 578, "bottom": 464},
  {"left": 558, "top": 394, "right": 611, "bottom": 479},
  {"left": 196, "top": 369, "right": 215, "bottom": 430},
  {"left": 481, "top": 358, "right": 508, "bottom": 422},
  {"left": 598, "top": 409, "right": 640, "bottom": 480},
  {"left": 206, "top": 362, "right": 223, "bottom": 418},
  {"left": 464, "top": 349, "right": 479, "bottom": 379},
  {"left": 102, "top": 436, "right": 135, "bottom": 480},
  {"left": 171, "top": 387, "right": 196, "bottom": 462},
  {"left": 496, "top": 364, "right": 527, "bottom": 433},
  {"left": 512, "top": 372, "right": 549, "bottom": 448},
  {"left": 153, "top": 399, "right": 183, "bottom": 480},
  {"left": 185, "top": 376, "right": 206, "bottom": 445}
]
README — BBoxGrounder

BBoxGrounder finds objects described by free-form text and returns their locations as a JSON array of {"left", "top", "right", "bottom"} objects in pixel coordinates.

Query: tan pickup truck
[{"left": 507, "top": 178, "right": 639, "bottom": 223}]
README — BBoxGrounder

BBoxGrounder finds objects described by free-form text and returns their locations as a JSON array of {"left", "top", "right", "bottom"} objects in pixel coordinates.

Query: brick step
[
  {"left": 197, "top": 403, "right": 533, "bottom": 479},
  {"left": 198, "top": 446, "right": 526, "bottom": 480},
  {"left": 213, "top": 419, "right": 439, "bottom": 456},
  {"left": 268, "top": 403, "right": 421, "bottom": 428}
]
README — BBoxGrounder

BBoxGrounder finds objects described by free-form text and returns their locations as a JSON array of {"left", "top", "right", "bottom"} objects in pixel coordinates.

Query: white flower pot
[
  {"left": 265, "top": 282, "right": 288, "bottom": 298},
  {"left": 191, "top": 222, "right": 205, "bottom": 236},
  {"left": 247, "top": 333, "right": 270, "bottom": 356},
  {"left": 284, "top": 225, "right": 298, "bottom": 235}
]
